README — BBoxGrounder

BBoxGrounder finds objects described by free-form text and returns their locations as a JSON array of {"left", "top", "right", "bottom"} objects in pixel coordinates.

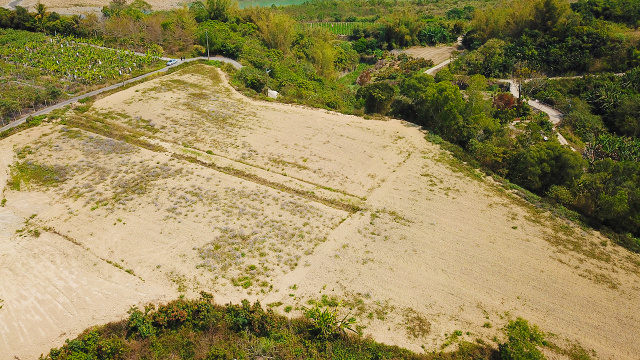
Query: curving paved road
[
  {"left": 5, "top": 0, "right": 22, "bottom": 10},
  {"left": 0, "top": 56, "right": 242, "bottom": 133},
  {"left": 500, "top": 79, "right": 573, "bottom": 149},
  {"left": 426, "top": 58, "right": 452, "bottom": 76},
  {"left": 423, "top": 40, "right": 574, "bottom": 150}
]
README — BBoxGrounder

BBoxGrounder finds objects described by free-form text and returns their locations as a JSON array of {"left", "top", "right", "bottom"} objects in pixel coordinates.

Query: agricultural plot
[
  {"left": 0, "top": 29, "right": 158, "bottom": 84},
  {"left": 302, "top": 22, "right": 366, "bottom": 35},
  {"left": 0, "top": 29, "right": 161, "bottom": 123},
  {"left": 1, "top": 64, "right": 640, "bottom": 360}
]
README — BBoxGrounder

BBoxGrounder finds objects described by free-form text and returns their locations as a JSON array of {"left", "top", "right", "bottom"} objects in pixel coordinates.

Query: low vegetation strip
[
  {"left": 170, "top": 152, "right": 362, "bottom": 214},
  {"left": 40, "top": 295, "right": 514, "bottom": 360}
]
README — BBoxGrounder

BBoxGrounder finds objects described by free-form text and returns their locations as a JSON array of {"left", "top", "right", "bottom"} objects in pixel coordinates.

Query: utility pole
[
  {"left": 205, "top": 29, "right": 210, "bottom": 60},
  {"left": 265, "top": 68, "right": 271, "bottom": 94},
  {"left": 118, "top": 51, "right": 124, "bottom": 86}
]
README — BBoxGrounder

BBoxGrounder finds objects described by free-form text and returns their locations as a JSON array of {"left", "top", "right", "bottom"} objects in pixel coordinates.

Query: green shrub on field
[{"left": 499, "top": 318, "right": 547, "bottom": 360}]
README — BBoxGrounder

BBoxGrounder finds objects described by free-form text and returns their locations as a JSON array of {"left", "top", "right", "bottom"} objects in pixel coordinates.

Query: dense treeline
[
  {"left": 571, "top": 0, "right": 640, "bottom": 26},
  {"left": 354, "top": 65, "right": 594, "bottom": 234},
  {"left": 0, "top": 4, "right": 81, "bottom": 35},
  {"left": 519, "top": 73, "right": 640, "bottom": 245},
  {"left": 458, "top": 0, "right": 635, "bottom": 75},
  {"left": 439, "top": 0, "right": 640, "bottom": 249}
]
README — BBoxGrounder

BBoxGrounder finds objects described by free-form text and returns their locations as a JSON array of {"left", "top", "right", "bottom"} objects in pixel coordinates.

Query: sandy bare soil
[
  {"left": 1, "top": 64, "right": 640, "bottom": 359},
  {"left": 396, "top": 45, "right": 459, "bottom": 66}
]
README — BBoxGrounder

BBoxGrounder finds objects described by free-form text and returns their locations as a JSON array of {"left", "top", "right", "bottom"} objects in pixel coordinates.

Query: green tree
[
  {"left": 610, "top": 95, "right": 640, "bottom": 137},
  {"left": 509, "top": 142, "right": 585, "bottom": 193},
  {"left": 575, "top": 159, "right": 640, "bottom": 240},
  {"left": 206, "top": 0, "right": 235, "bottom": 22},
  {"left": 532, "top": 0, "right": 570, "bottom": 33},
  {"left": 460, "top": 39, "right": 511, "bottom": 77},
  {"left": 13, "top": 6, "right": 33, "bottom": 30},
  {"left": 189, "top": 1, "right": 210, "bottom": 23},
  {"left": 399, "top": 73, "right": 434, "bottom": 99},
  {"left": 563, "top": 98, "right": 605, "bottom": 142},
  {"left": 420, "top": 81, "right": 467, "bottom": 143},
  {"left": 357, "top": 82, "right": 396, "bottom": 114},
  {"left": 250, "top": 10, "right": 296, "bottom": 53}
]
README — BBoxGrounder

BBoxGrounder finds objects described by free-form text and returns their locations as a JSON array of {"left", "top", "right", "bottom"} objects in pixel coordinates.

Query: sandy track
[{"left": 1, "top": 65, "right": 639, "bottom": 359}]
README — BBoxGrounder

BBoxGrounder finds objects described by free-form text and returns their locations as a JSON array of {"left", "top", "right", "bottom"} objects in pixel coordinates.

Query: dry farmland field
[
  {"left": 1, "top": 64, "right": 640, "bottom": 359},
  {"left": 396, "top": 45, "right": 459, "bottom": 66}
]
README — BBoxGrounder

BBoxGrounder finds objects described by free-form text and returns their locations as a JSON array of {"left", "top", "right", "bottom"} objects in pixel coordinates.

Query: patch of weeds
[
  {"left": 78, "top": 97, "right": 93, "bottom": 104},
  {"left": 341, "top": 293, "right": 393, "bottom": 321},
  {"left": 167, "top": 271, "right": 189, "bottom": 292},
  {"left": 8, "top": 160, "right": 68, "bottom": 191},
  {"left": 74, "top": 104, "right": 92, "bottom": 113},
  {"left": 307, "top": 294, "right": 340, "bottom": 307},
  {"left": 233, "top": 276, "right": 253, "bottom": 289},
  {"left": 425, "top": 132, "right": 483, "bottom": 182},
  {"left": 171, "top": 153, "right": 361, "bottom": 213},
  {"left": 269, "top": 157, "right": 310, "bottom": 171},
  {"left": 303, "top": 305, "right": 357, "bottom": 339},
  {"left": 65, "top": 112, "right": 165, "bottom": 152},
  {"left": 402, "top": 308, "right": 431, "bottom": 339},
  {"left": 441, "top": 330, "right": 464, "bottom": 349},
  {"left": 284, "top": 306, "right": 292, "bottom": 313},
  {"left": 383, "top": 209, "right": 412, "bottom": 225},
  {"left": 60, "top": 128, "right": 83, "bottom": 139},
  {"left": 43, "top": 295, "right": 500, "bottom": 359},
  {"left": 579, "top": 268, "right": 620, "bottom": 290},
  {"left": 370, "top": 211, "right": 379, "bottom": 225}
]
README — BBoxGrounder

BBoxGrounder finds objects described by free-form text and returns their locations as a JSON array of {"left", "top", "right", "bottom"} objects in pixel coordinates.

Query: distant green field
[{"left": 302, "top": 22, "right": 366, "bottom": 35}]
